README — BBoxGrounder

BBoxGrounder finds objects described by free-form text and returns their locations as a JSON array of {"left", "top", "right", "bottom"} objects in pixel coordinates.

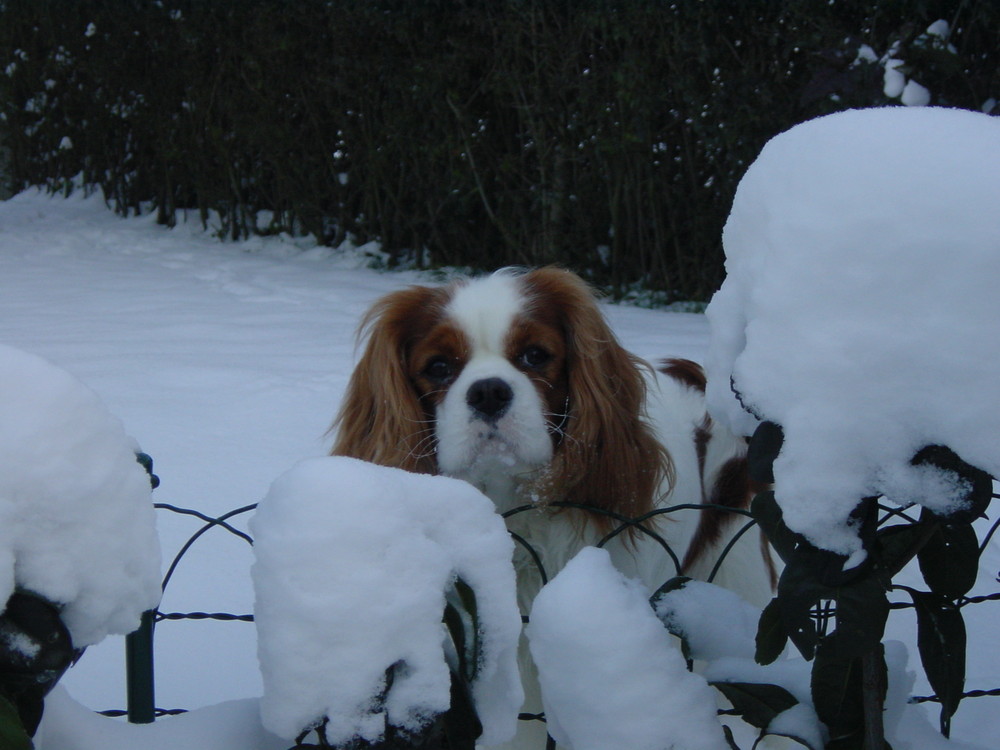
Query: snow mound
[
  {"left": 527, "top": 547, "right": 728, "bottom": 750},
  {"left": 0, "top": 344, "right": 161, "bottom": 648},
  {"left": 706, "top": 106, "right": 1000, "bottom": 555},
  {"left": 652, "top": 579, "right": 760, "bottom": 662},
  {"left": 250, "top": 456, "right": 522, "bottom": 746},
  {"left": 38, "top": 686, "right": 286, "bottom": 750}
]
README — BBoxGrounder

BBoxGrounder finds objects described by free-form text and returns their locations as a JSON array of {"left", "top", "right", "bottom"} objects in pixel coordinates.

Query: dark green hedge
[{"left": 1, "top": 1, "right": 997, "bottom": 301}]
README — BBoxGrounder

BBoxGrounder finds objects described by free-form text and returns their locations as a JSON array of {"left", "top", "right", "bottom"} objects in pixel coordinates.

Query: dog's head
[{"left": 332, "top": 267, "right": 668, "bottom": 519}]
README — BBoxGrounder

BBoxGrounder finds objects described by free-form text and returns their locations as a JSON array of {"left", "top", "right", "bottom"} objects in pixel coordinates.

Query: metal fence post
[{"left": 125, "top": 609, "right": 156, "bottom": 723}]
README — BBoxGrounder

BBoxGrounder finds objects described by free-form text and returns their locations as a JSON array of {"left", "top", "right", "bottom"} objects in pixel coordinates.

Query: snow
[
  {"left": 0, "top": 343, "right": 161, "bottom": 648},
  {"left": 654, "top": 578, "right": 825, "bottom": 748},
  {"left": 706, "top": 106, "right": 1000, "bottom": 557},
  {"left": 526, "top": 547, "right": 728, "bottom": 750},
  {"left": 652, "top": 579, "right": 759, "bottom": 661},
  {"left": 0, "top": 188, "right": 993, "bottom": 748},
  {"left": 878, "top": 20, "right": 953, "bottom": 107},
  {"left": 251, "top": 456, "right": 522, "bottom": 746},
  {"left": 883, "top": 58, "right": 907, "bottom": 98},
  {"left": 37, "top": 687, "right": 285, "bottom": 750},
  {"left": 900, "top": 79, "right": 931, "bottom": 107}
]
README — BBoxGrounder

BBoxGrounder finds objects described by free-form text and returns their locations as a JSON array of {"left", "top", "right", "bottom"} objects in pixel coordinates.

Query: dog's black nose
[{"left": 466, "top": 377, "right": 513, "bottom": 421}]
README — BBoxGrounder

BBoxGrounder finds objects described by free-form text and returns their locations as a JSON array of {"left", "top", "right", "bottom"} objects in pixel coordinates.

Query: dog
[{"left": 331, "top": 266, "right": 775, "bottom": 747}]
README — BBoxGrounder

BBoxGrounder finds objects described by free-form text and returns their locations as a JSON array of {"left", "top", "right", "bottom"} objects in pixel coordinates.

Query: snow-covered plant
[
  {"left": 251, "top": 457, "right": 522, "bottom": 749},
  {"left": 528, "top": 547, "right": 733, "bottom": 750},
  {"left": 706, "top": 106, "right": 1000, "bottom": 747},
  {"left": 0, "top": 344, "right": 162, "bottom": 742},
  {"left": 748, "top": 423, "right": 994, "bottom": 745},
  {"left": 649, "top": 435, "right": 995, "bottom": 750},
  {"left": 652, "top": 575, "right": 825, "bottom": 750}
]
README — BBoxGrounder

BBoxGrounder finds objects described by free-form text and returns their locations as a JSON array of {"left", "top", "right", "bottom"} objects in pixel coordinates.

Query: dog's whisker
[{"left": 405, "top": 429, "right": 437, "bottom": 454}]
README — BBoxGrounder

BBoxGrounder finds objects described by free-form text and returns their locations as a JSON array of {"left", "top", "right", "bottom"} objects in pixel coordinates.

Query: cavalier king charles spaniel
[{"left": 331, "top": 266, "right": 775, "bottom": 747}]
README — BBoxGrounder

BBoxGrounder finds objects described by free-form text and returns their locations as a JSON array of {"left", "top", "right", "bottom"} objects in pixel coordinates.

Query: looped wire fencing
[
  {"left": 108, "top": 491, "right": 1000, "bottom": 749},
  {"left": 101, "top": 502, "right": 259, "bottom": 723}
]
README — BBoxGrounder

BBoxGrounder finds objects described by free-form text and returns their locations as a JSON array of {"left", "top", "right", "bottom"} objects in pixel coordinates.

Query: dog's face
[
  {"left": 333, "top": 267, "right": 666, "bottom": 520},
  {"left": 407, "top": 271, "right": 569, "bottom": 488}
]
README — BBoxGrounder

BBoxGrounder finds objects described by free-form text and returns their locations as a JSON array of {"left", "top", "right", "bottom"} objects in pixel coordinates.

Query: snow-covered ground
[{"left": 0, "top": 186, "right": 997, "bottom": 749}]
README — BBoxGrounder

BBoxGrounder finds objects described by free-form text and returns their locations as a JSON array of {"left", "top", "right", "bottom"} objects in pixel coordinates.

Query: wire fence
[{"left": 105, "top": 491, "right": 1000, "bottom": 748}]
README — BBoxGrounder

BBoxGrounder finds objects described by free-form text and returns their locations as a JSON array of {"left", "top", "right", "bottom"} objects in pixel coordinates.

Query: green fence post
[{"left": 125, "top": 610, "right": 156, "bottom": 723}]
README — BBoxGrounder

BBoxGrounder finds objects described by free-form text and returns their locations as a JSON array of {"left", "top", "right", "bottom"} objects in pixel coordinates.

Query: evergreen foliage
[{"left": 0, "top": 1, "right": 997, "bottom": 300}]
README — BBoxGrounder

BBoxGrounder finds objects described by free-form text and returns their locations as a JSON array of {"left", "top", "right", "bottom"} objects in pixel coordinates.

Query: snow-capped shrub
[
  {"left": 0, "top": 343, "right": 161, "bottom": 649},
  {"left": 527, "top": 547, "right": 729, "bottom": 750},
  {"left": 251, "top": 457, "right": 522, "bottom": 747},
  {"left": 707, "top": 106, "right": 1000, "bottom": 557},
  {"left": 706, "top": 105, "right": 999, "bottom": 742}
]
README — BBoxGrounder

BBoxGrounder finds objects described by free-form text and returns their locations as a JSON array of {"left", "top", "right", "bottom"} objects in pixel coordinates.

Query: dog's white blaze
[
  {"left": 446, "top": 269, "right": 523, "bottom": 354},
  {"left": 436, "top": 272, "right": 554, "bottom": 503}
]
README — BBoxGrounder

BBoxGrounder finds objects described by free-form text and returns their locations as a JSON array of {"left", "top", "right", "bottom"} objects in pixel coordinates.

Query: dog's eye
[
  {"left": 519, "top": 346, "right": 551, "bottom": 370},
  {"left": 423, "top": 357, "right": 454, "bottom": 383}
]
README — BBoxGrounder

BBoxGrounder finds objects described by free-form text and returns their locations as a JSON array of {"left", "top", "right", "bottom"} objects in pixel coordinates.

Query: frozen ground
[{"left": 0, "top": 188, "right": 996, "bottom": 748}]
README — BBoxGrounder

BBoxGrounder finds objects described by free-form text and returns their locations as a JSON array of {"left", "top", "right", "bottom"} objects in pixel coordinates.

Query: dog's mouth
[
  {"left": 442, "top": 416, "right": 551, "bottom": 487},
  {"left": 467, "top": 423, "right": 521, "bottom": 465}
]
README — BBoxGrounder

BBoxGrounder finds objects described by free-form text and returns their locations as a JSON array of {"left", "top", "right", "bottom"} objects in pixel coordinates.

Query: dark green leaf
[
  {"left": 0, "top": 591, "right": 77, "bottom": 736},
  {"left": 910, "top": 591, "right": 966, "bottom": 722},
  {"left": 711, "top": 681, "right": 798, "bottom": 730},
  {"left": 824, "top": 576, "right": 889, "bottom": 662},
  {"left": 747, "top": 421, "right": 783, "bottom": 484},
  {"left": 775, "top": 560, "right": 830, "bottom": 660},
  {"left": 876, "top": 523, "right": 929, "bottom": 585},
  {"left": 755, "top": 598, "right": 787, "bottom": 666},
  {"left": 849, "top": 498, "right": 880, "bottom": 571},
  {"left": 442, "top": 670, "right": 482, "bottom": 749},
  {"left": 649, "top": 575, "right": 692, "bottom": 610},
  {"left": 824, "top": 731, "right": 865, "bottom": 750},
  {"left": 751, "top": 491, "right": 802, "bottom": 565},
  {"left": 649, "top": 576, "right": 694, "bottom": 659},
  {"left": 753, "top": 728, "right": 824, "bottom": 750},
  {"left": 911, "top": 445, "right": 993, "bottom": 524},
  {"left": 755, "top": 494, "right": 864, "bottom": 586},
  {"left": 917, "top": 524, "right": 979, "bottom": 599},
  {"left": 811, "top": 644, "right": 864, "bottom": 741},
  {"left": 824, "top": 731, "right": 892, "bottom": 750},
  {"left": 0, "top": 695, "right": 32, "bottom": 750}
]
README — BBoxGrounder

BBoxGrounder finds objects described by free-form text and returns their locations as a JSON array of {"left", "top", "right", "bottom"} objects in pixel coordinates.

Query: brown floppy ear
[
  {"left": 523, "top": 268, "right": 673, "bottom": 528},
  {"left": 330, "top": 285, "right": 448, "bottom": 474}
]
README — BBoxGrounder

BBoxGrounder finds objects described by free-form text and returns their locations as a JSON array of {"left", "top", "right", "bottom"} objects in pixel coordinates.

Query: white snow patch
[
  {"left": 38, "top": 686, "right": 286, "bottom": 750},
  {"left": 901, "top": 79, "right": 931, "bottom": 107},
  {"left": 527, "top": 547, "right": 728, "bottom": 750},
  {"left": 0, "top": 344, "right": 161, "bottom": 648},
  {"left": 652, "top": 579, "right": 760, "bottom": 661},
  {"left": 251, "top": 456, "right": 522, "bottom": 745},
  {"left": 883, "top": 59, "right": 906, "bottom": 98},
  {"left": 706, "top": 106, "right": 1000, "bottom": 555}
]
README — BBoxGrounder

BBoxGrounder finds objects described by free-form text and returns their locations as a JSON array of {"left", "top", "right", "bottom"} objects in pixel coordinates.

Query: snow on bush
[
  {"left": 527, "top": 547, "right": 728, "bottom": 750},
  {"left": 878, "top": 20, "right": 957, "bottom": 108},
  {"left": 250, "top": 456, "right": 522, "bottom": 746},
  {"left": 654, "top": 579, "right": 826, "bottom": 749},
  {"left": 652, "top": 579, "right": 759, "bottom": 662},
  {"left": 0, "top": 343, "right": 161, "bottom": 648},
  {"left": 706, "top": 106, "right": 1000, "bottom": 556}
]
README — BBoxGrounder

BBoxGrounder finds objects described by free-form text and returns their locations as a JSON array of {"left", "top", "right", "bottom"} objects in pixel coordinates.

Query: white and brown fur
[{"left": 331, "top": 267, "right": 775, "bottom": 746}]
